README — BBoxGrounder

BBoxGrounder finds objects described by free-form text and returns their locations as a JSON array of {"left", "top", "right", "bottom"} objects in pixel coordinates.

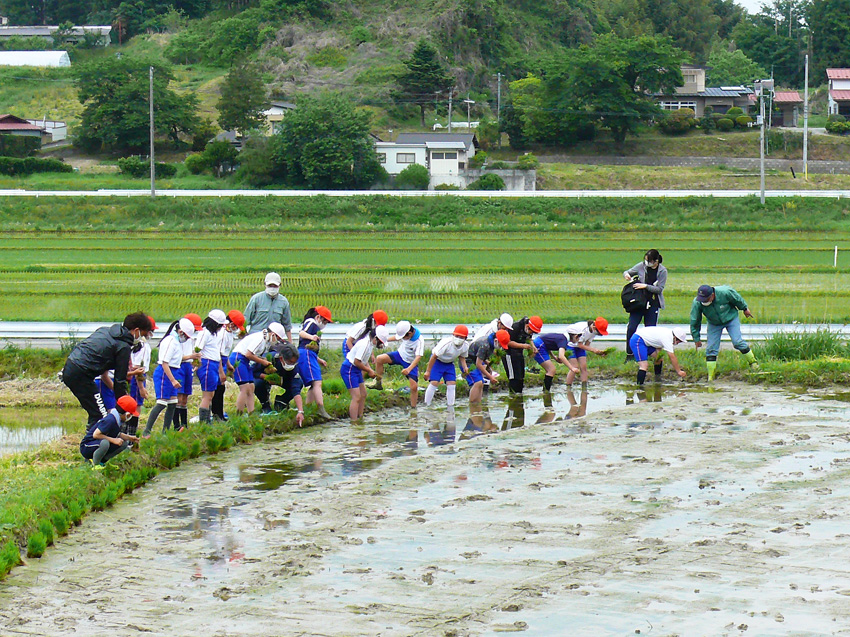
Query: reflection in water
[
  {"left": 626, "top": 385, "right": 665, "bottom": 405},
  {"left": 0, "top": 425, "right": 67, "bottom": 456}
]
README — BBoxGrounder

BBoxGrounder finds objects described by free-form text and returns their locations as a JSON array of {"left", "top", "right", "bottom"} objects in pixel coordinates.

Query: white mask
[
  {"left": 701, "top": 301, "right": 712, "bottom": 307},
  {"left": 178, "top": 332, "right": 189, "bottom": 343},
  {"left": 266, "top": 286, "right": 279, "bottom": 298},
  {"left": 453, "top": 337, "right": 466, "bottom": 347},
  {"left": 132, "top": 330, "right": 142, "bottom": 345},
  {"left": 283, "top": 362, "right": 296, "bottom": 371}
]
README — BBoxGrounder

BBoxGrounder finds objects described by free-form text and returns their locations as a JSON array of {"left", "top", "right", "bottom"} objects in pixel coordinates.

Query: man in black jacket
[{"left": 62, "top": 313, "right": 153, "bottom": 425}]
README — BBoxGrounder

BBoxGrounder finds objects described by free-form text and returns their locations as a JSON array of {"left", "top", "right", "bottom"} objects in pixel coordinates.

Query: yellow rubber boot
[
  {"left": 706, "top": 360, "right": 717, "bottom": 381},
  {"left": 743, "top": 350, "right": 758, "bottom": 368}
]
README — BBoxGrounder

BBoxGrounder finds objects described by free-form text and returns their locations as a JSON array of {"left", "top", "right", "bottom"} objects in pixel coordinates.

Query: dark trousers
[
  {"left": 625, "top": 306, "right": 660, "bottom": 355},
  {"left": 62, "top": 361, "right": 107, "bottom": 425},
  {"left": 503, "top": 351, "right": 525, "bottom": 394},
  {"left": 211, "top": 384, "right": 226, "bottom": 420}
]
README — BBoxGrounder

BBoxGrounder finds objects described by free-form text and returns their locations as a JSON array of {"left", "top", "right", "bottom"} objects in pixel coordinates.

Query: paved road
[{"left": 0, "top": 188, "right": 849, "bottom": 198}]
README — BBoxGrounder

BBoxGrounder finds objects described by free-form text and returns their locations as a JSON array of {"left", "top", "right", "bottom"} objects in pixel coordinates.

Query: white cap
[
  {"left": 395, "top": 320, "right": 412, "bottom": 339},
  {"left": 268, "top": 322, "right": 286, "bottom": 340},
  {"left": 265, "top": 272, "right": 281, "bottom": 286},
  {"left": 499, "top": 313, "right": 514, "bottom": 329},
  {"left": 208, "top": 309, "right": 227, "bottom": 325},
  {"left": 178, "top": 318, "right": 196, "bottom": 337},
  {"left": 375, "top": 325, "right": 389, "bottom": 345},
  {"left": 672, "top": 326, "right": 690, "bottom": 342}
]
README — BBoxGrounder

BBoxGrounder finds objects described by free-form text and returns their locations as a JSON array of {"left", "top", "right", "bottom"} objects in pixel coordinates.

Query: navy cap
[{"left": 696, "top": 285, "right": 714, "bottom": 302}]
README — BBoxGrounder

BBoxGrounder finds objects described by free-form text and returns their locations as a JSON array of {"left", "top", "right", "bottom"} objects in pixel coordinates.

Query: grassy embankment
[{"left": 0, "top": 196, "right": 850, "bottom": 323}]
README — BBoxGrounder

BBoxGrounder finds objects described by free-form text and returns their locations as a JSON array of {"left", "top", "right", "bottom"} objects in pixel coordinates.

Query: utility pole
[
  {"left": 756, "top": 79, "right": 773, "bottom": 205},
  {"left": 803, "top": 53, "right": 809, "bottom": 180},
  {"left": 149, "top": 66, "right": 155, "bottom": 198},
  {"left": 463, "top": 97, "right": 475, "bottom": 127},
  {"left": 448, "top": 90, "right": 453, "bottom": 133},
  {"left": 496, "top": 72, "right": 502, "bottom": 123}
]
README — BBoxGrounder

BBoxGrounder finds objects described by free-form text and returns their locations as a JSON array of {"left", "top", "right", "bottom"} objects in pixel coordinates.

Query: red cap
[
  {"left": 116, "top": 395, "right": 140, "bottom": 417},
  {"left": 528, "top": 316, "right": 543, "bottom": 333},
  {"left": 453, "top": 325, "right": 469, "bottom": 339},
  {"left": 227, "top": 310, "right": 245, "bottom": 329},
  {"left": 184, "top": 313, "right": 202, "bottom": 330},
  {"left": 316, "top": 306, "right": 333, "bottom": 322},
  {"left": 495, "top": 329, "right": 511, "bottom": 349},
  {"left": 147, "top": 315, "right": 157, "bottom": 331},
  {"left": 594, "top": 317, "right": 609, "bottom": 336},
  {"left": 373, "top": 310, "right": 388, "bottom": 326}
]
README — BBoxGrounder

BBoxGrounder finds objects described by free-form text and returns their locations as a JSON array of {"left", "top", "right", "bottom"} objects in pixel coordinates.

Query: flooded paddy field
[{"left": 3, "top": 382, "right": 850, "bottom": 635}]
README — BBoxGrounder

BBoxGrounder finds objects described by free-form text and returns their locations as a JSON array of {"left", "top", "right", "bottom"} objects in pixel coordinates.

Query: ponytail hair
[
  {"left": 353, "top": 313, "right": 377, "bottom": 343},
  {"left": 202, "top": 316, "right": 223, "bottom": 335},
  {"left": 303, "top": 307, "right": 320, "bottom": 323},
  {"left": 160, "top": 320, "right": 179, "bottom": 346}
]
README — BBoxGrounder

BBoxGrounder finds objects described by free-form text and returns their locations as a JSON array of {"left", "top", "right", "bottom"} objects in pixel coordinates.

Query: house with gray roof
[
  {"left": 653, "top": 66, "right": 753, "bottom": 117},
  {"left": 376, "top": 132, "right": 478, "bottom": 185},
  {"left": 0, "top": 25, "right": 111, "bottom": 46}
]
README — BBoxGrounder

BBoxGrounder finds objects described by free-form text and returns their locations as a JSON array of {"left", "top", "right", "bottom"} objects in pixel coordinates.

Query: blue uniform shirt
[
  {"left": 80, "top": 410, "right": 121, "bottom": 448},
  {"left": 537, "top": 333, "right": 569, "bottom": 352},
  {"left": 297, "top": 318, "right": 321, "bottom": 350}
]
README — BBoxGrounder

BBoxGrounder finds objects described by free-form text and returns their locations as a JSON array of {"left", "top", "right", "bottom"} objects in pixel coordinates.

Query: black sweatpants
[
  {"left": 503, "top": 351, "right": 525, "bottom": 394},
  {"left": 62, "top": 361, "right": 107, "bottom": 425}
]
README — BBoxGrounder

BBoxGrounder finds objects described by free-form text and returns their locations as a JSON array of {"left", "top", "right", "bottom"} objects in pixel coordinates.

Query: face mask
[
  {"left": 453, "top": 337, "right": 465, "bottom": 347},
  {"left": 178, "top": 332, "right": 189, "bottom": 343},
  {"left": 283, "top": 362, "right": 296, "bottom": 371},
  {"left": 701, "top": 301, "right": 712, "bottom": 307},
  {"left": 132, "top": 330, "right": 142, "bottom": 346},
  {"left": 266, "top": 286, "right": 279, "bottom": 298}
]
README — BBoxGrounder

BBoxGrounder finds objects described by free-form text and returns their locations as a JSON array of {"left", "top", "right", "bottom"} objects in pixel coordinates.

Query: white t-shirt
[
  {"left": 234, "top": 331, "right": 271, "bottom": 358},
  {"left": 196, "top": 328, "right": 223, "bottom": 361},
  {"left": 158, "top": 334, "right": 184, "bottom": 368},
  {"left": 566, "top": 321, "right": 595, "bottom": 345},
  {"left": 220, "top": 330, "right": 235, "bottom": 357},
  {"left": 472, "top": 319, "right": 498, "bottom": 343},
  {"left": 181, "top": 333, "right": 195, "bottom": 362},
  {"left": 396, "top": 331, "right": 425, "bottom": 363},
  {"left": 432, "top": 337, "right": 470, "bottom": 363},
  {"left": 346, "top": 320, "right": 368, "bottom": 341},
  {"left": 635, "top": 326, "right": 675, "bottom": 353},
  {"left": 130, "top": 342, "right": 151, "bottom": 373},
  {"left": 347, "top": 337, "right": 374, "bottom": 365}
]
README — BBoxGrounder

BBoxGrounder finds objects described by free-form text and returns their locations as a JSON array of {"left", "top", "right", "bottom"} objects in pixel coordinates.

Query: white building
[
  {"left": 827, "top": 69, "right": 850, "bottom": 118},
  {"left": 262, "top": 101, "right": 295, "bottom": 135},
  {"left": 0, "top": 25, "right": 111, "bottom": 46},
  {"left": 376, "top": 132, "right": 478, "bottom": 188},
  {"left": 27, "top": 118, "right": 67, "bottom": 142},
  {"left": 0, "top": 50, "right": 70, "bottom": 67}
]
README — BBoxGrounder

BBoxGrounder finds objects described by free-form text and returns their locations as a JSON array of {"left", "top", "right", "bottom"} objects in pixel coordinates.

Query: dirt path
[{"left": 2, "top": 383, "right": 850, "bottom": 635}]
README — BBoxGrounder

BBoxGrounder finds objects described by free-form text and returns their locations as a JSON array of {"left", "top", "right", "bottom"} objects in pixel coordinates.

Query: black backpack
[{"left": 622, "top": 278, "right": 649, "bottom": 313}]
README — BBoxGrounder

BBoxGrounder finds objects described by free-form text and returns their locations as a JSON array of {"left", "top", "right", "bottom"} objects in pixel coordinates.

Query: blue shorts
[
  {"left": 128, "top": 374, "right": 146, "bottom": 407},
  {"left": 466, "top": 368, "right": 484, "bottom": 386},
  {"left": 340, "top": 361, "right": 364, "bottom": 389},
  {"left": 429, "top": 359, "right": 456, "bottom": 383},
  {"left": 342, "top": 339, "right": 351, "bottom": 358},
  {"left": 629, "top": 334, "right": 656, "bottom": 362},
  {"left": 298, "top": 348, "right": 322, "bottom": 385},
  {"left": 229, "top": 353, "right": 254, "bottom": 385},
  {"left": 179, "top": 361, "right": 194, "bottom": 395},
  {"left": 196, "top": 358, "right": 221, "bottom": 392},
  {"left": 567, "top": 344, "right": 586, "bottom": 359},
  {"left": 94, "top": 378, "right": 117, "bottom": 410},
  {"left": 388, "top": 350, "right": 419, "bottom": 380},
  {"left": 153, "top": 365, "right": 181, "bottom": 401},
  {"left": 532, "top": 337, "right": 551, "bottom": 364}
]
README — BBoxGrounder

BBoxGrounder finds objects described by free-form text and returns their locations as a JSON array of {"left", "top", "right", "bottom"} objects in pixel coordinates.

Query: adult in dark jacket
[
  {"left": 62, "top": 313, "right": 153, "bottom": 425},
  {"left": 623, "top": 249, "right": 667, "bottom": 360}
]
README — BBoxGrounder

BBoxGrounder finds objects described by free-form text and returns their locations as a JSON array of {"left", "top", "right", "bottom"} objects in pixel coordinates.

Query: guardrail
[{"left": 1, "top": 322, "right": 846, "bottom": 349}]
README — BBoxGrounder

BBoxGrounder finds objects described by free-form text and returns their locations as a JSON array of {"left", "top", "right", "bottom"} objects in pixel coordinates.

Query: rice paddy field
[{"left": 4, "top": 229, "right": 850, "bottom": 323}]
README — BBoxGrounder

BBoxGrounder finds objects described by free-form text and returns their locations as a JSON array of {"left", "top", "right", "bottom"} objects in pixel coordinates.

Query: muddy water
[
  {"left": 0, "top": 406, "right": 72, "bottom": 456},
  {"left": 3, "top": 383, "right": 850, "bottom": 635}
]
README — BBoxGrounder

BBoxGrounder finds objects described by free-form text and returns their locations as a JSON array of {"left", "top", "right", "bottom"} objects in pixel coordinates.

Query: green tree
[
  {"left": 201, "top": 140, "right": 239, "bottom": 177},
  {"left": 807, "top": 0, "right": 850, "bottom": 80},
  {"left": 74, "top": 56, "right": 199, "bottom": 153},
  {"left": 506, "top": 74, "right": 558, "bottom": 144},
  {"left": 732, "top": 0, "right": 806, "bottom": 87},
  {"left": 544, "top": 34, "right": 686, "bottom": 148},
  {"left": 217, "top": 63, "right": 268, "bottom": 135},
  {"left": 267, "top": 94, "right": 382, "bottom": 189},
  {"left": 705, "top": 44, "right": 767, "bottom": 86},
  {"left": 395, "top": 40, "right": 455, "bottom": 128}
]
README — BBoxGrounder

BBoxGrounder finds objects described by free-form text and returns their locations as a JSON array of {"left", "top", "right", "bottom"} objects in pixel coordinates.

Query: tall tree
[
  {"left": 395, "top": 40, "right": 455, "bottom": 128},
  {"left": 732, "top": 0, "right": 807, "bottom": 86},
  {"left": 74, "top": 56, "right": 199, "bottom": 153},
  {"left": 544, "top": 34, "right": 686, "bottom": 147},
  {"left": 267, "top": 94, "right": 382, "bottom": 189},
  {"left": 807, "top": 0, "right": 850, "bottom": 80},
  {"left": 706, "top": 44, "right": 768, "bottom": 86},
  {"left": 217, "top": 63, "right": 268, "bottom": 135}
]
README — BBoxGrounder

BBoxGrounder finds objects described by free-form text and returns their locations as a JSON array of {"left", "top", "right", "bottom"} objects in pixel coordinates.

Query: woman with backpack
[{"left": 623, "top": 249, "right": 667, "bottom": 361}]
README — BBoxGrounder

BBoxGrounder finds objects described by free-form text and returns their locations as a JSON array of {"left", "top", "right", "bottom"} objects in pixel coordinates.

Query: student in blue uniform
[
  {"left": 195, "top": 310, "right": 228, "bottom": 424},
  {"left": 80, "top": 395, "right": 140, "bottom": 468},
  {"left": 343, "top": 310, "right": 388, "bottom": 357},
  {"left": 466, "top": 329, "right": 509, "bottom": 404},
  {"left": 424, "top": 325, "right": 471, "bottom": 407},
  {"left": 372, "top": 320, "right": 424, "bottom": 407},
  {"left": 298, "top": 306, "right": 333, "bottom": 420},
  {"left": 142, "top": 318, "right": 196, "bottom": 436},
  {"left": 230, "top": 322, "right": 287, "bottom": 415},
  {"left": 532, "top": 331, "right": 582, "bottom": 392},
  {"left": 341, "top": 325, "right": 389, "bottom": 422},
  {"left": 175, "top": 313, "right": 202, "bottom": 430}
]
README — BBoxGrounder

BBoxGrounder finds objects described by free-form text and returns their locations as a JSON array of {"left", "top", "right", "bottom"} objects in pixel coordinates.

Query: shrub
[
  {"left": 434, "top": 183, "right": 461, "bottom": 190},
  {"left": 395, "top": 163, "right": 430, "bottom": 190},
  {"left": 350, "top": 26, "right": 372, "bottom": 45},
  {"left": 0, "top": 156, "right": 72, "bottom": 176},
  {"left": 488, "top": 160, "right": 510, "bottom": 169},
  {"left": 27, "top": 532, "right": 47, "bottom": 558},
  {"left": 467, "top": 173, "right": 505, "bottom": 190},
  {"left": 659, "top": 108, "right": 695, "bottom": 135},
  {"left": 117, "top": 157, "right": 177, "bottom": 179},
  {"left": 826, "top": 115, "right": 850, "bottom": 135},
  {"left": 516, "top": 153, "right": 539, "bottom": 170},
  {"left": 468, "top": 151, "right": 487, "bottom": 169},
  {"left": 716, "top": 118, "right": 734, "bottom": 131},
  {"left": 735, "top": 115, "right": 753, "bottom": 128},
  {"left": 725, "top": 106, "right": 744, "bottom": 118},
  {"left": 0, "top": 134, "right": 41, "bottom": 158},
  {"left": 306, "top": 46, "right": 346, "bottom": 69}
]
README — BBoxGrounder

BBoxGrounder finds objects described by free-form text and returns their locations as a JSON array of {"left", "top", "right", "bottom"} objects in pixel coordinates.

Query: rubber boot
[
  {"left": 654, "top": 361, "right": 663, "bottom": 382},
  {"left": 706, "top": 360, "right": 717, "bottom": 381},
  {"left": 368, "top": 376, "right": 383, "bottom": 390},
  {"left": 743, "top": 350, "right": 758, "bottom": 368}
]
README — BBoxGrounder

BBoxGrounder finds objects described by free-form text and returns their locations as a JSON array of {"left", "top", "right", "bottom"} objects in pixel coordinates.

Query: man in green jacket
[{"left": 690, "top": 284, "right": 757, "bottom": 381}]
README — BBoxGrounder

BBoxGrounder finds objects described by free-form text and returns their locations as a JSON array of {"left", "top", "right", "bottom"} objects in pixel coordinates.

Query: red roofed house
[
  {"left": 0, "top": 114, "right": 46, "bottom": 138},
  {"left": 827, "top": 69, "right": 850, "bottom": 117},
  {"left": 773, "top": 91, "right": 802, "bottom": 127}
]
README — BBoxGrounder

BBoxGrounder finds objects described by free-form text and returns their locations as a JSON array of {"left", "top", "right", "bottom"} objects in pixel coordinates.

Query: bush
[
  {"left": 0, "top": 156, "right": 72, "bottom": 176},
  {"left": 0, "top": 134, "right": 41, "bottom": 158},
  {"left": 488, "top": 160, "right": 510, "bottom": 169},
  {"left": 26, "top": 532, "right": 47, "bottom": 558},
  {"left": 395, "top": 163, "right": 430, "bottom": 190},
  {"left": 350, "top": 26, "right": 372, "bottom": 45},
  {"left": 826, "top": 115, "right": 850, "bottom": 135},
  {"left": 659, "top": 108, "right": 695, "bottom": 135},
  {"left": 735, "top": 115, "right": 753, "bottom": 128},
  {"left": 716, "top": 118, "right": 734, "bottom": 131},
  {"left": 117, "top": 157, "right": 177, "bottom": 179},
  {"left": 467, "top": 173, "right": 505, "bottom": 190},
  {"left": 725, "top": 106, "right": 744, "bottom": 118},
  {"left": 468, "top": 151, "right": 487, "bottom": 169},
  {"left": 516, "top": 153, "right": 539, "bottom": 170},
  {"left": 434, "top": 183, "right": 461, "bottom": 190},
  {"left": 184, "top": 153, "right": 208, "bottom": 175}
]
